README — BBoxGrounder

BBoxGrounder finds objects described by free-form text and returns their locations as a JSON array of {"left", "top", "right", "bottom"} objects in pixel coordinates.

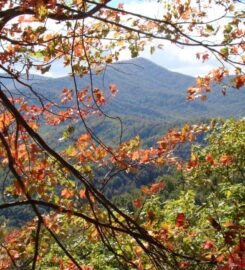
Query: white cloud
[
  {"left": 26, "top": 0, "right": 239, "bottom": 78},
  {"left": 113, "top": 0, "right": 235, "bottom": 77},
  {"left": 136, "top": 44, "right": 221, "bottom": 76}
]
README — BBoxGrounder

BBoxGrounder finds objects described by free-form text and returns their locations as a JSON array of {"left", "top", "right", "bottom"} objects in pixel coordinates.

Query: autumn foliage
[{"left": 0, "top": 0, "right": 244, "bottom": 269}]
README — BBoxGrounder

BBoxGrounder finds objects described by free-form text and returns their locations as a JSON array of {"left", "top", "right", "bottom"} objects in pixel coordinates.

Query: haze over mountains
[{"left": 1, "top": 57, "right": 244, "bottom": 141}]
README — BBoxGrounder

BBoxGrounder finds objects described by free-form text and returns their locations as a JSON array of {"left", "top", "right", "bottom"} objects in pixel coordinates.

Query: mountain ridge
[{"left": 0, "top": 57, "right": 244, "bottom": 122}]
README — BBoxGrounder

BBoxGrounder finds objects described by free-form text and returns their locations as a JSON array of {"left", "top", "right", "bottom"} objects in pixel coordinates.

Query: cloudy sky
[
  {"left": 45, "top": 0, "right": 236, "bottom": 78},
  {"left": 107, "top": 0, "right": 225, "bottom": 76}
]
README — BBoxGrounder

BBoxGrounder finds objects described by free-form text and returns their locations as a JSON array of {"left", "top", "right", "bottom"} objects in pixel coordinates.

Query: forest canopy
[{"left": 0, "top": 0, "right": 244, "bottom": 269}]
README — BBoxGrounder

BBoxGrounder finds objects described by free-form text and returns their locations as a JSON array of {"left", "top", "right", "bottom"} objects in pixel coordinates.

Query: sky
[
  {"left": 43, "top": 0, "right": 240, "bottom": 78},
  {"left": 106, "top": 0, "right": 228, "bottom": 76}
]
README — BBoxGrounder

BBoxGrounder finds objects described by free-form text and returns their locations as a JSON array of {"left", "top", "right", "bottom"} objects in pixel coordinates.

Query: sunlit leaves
[
  {"left": 61, "top": 188, "right": 74, "bottom": 199},
  {"left": 184, "top": 118, "right": 245, "bottom": 186},
  {"left": 187, "top": 67, "right": 231, "bottom": 100},
  {"left": 141, "top": 181, "right": 165, "bottom": 195},
  {"left": 0, "top": 0, "right": 244, "bottom": 269},
  {"left": 0, "top": 117, "right": 244, "bottom": 269}
]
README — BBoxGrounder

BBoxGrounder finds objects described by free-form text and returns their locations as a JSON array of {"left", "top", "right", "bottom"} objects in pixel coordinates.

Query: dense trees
[
  {"left": 1, "top": 118, "right": 244, "bottom": 269},
  {"left": 0, "top": 0, "right": 244, "bottom": 269}
]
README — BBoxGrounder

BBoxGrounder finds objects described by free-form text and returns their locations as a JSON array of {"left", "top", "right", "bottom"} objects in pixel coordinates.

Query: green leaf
[
  {"left": 206, "top": 24, "right": 214, "bottom": 33},
  {"left": 224, "top": 24, "right": 232, "bottom": 34},
  {"left": 220, "top": 47, "right": 229, "bottom": 58}
]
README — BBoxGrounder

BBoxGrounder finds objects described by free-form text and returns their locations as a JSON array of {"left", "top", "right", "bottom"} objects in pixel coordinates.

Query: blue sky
[{"left": 45, "top": 0, "right": 233, "bottom": 77}]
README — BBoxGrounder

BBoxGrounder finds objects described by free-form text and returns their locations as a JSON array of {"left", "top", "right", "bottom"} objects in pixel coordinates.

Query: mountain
[
  {"left": 1, "top": 58, "right": 244, "bottom": 204},
  {"left": 98, "top": 57, "right": 244, "bottom": 120},
  {"left": 1, "top": 57, "right": 244, "bottom": 142}
]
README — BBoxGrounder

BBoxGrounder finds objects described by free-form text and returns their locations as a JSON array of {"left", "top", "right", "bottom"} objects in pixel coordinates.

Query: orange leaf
[
  {"left": 150, "top": 182, "right": 165, "bottom": 194},
  {"left": 47, "top": 0, "right": 57, "bottom": 7},
  {"left": 78, "top": 134, "right": 91, "bottom": 143},
  {"left": 219, "top": 154, "right": 233, "bottom": 165},
  {"left": 141, "top": 186, "right": 150, "bottom": 194},
  {"left": 140, "top": 150, "right": 149, "bottom": 163},
  {"left": 141, "top": 182, "right": 165, "bottom": 195},
  {"left": 61, "top": 188, "right": 74, "bottom": 199},
  {"left": 186, "top": 154, "right": 198, "bottom": 169},
  {"left": 79, "top": 189, "right": 86, "bottom": 199},
  {"left": 74, "top": 44, "right": 83, "bottom": 57},
  {"left": 132, "top": 151, "right": 139, "bottom": 161},
  {"left": 18, "top": 15, "right": 36, "bottom": 23}
]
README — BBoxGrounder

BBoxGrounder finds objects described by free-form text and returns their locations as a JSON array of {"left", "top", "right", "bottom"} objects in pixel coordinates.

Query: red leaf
[
  {"left": 147, "top": 209, "right": 155, "bottom": 222},
  {"left": 202, "top": 53, "right": 209, "bottom": 62},
  {"left": 133, "top": 198, "right": 142, "bottom": 208},
  {"left": 109, "top": 84, "right": 117, "bottom": 95},
  {"left": 176, "top": 213, "right": 185, "bottom": 227},
  {"left": 203, "top": 240, "right": 214, "bottom": 250},
  {"left": 205, "top": 153, "right": 214, "bottom": 164},
  {"left": 178, "top": 261, "right": 191, "bottom": 269},
  {"left": 234, "top": 75, "right": 245, "bottom": 89},
  {"left": 93, "top": 88, "right": 106, "bottom": 105}
]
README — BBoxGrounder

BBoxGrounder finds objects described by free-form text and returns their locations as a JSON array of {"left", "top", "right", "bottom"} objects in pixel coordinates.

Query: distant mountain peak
[
  {"left": 2, "top": 57, "right": 244, "bottom": 121},
  {"left": 114, "top": 57, "right": 167, "bottom": 69},
  {"left": 111, "top": 57, "right": 194, "bottom": 80}
]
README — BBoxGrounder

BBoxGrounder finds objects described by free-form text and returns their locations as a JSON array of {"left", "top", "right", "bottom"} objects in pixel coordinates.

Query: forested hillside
[
  {"left": 1, "top": 57, "right": 244, "bottom": 144},
  {"left": 1, "top": 57, "right": 243, "bottom": 198},
  {"left": 2, "top": 57, "right": 244, "bottom": 122}
]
